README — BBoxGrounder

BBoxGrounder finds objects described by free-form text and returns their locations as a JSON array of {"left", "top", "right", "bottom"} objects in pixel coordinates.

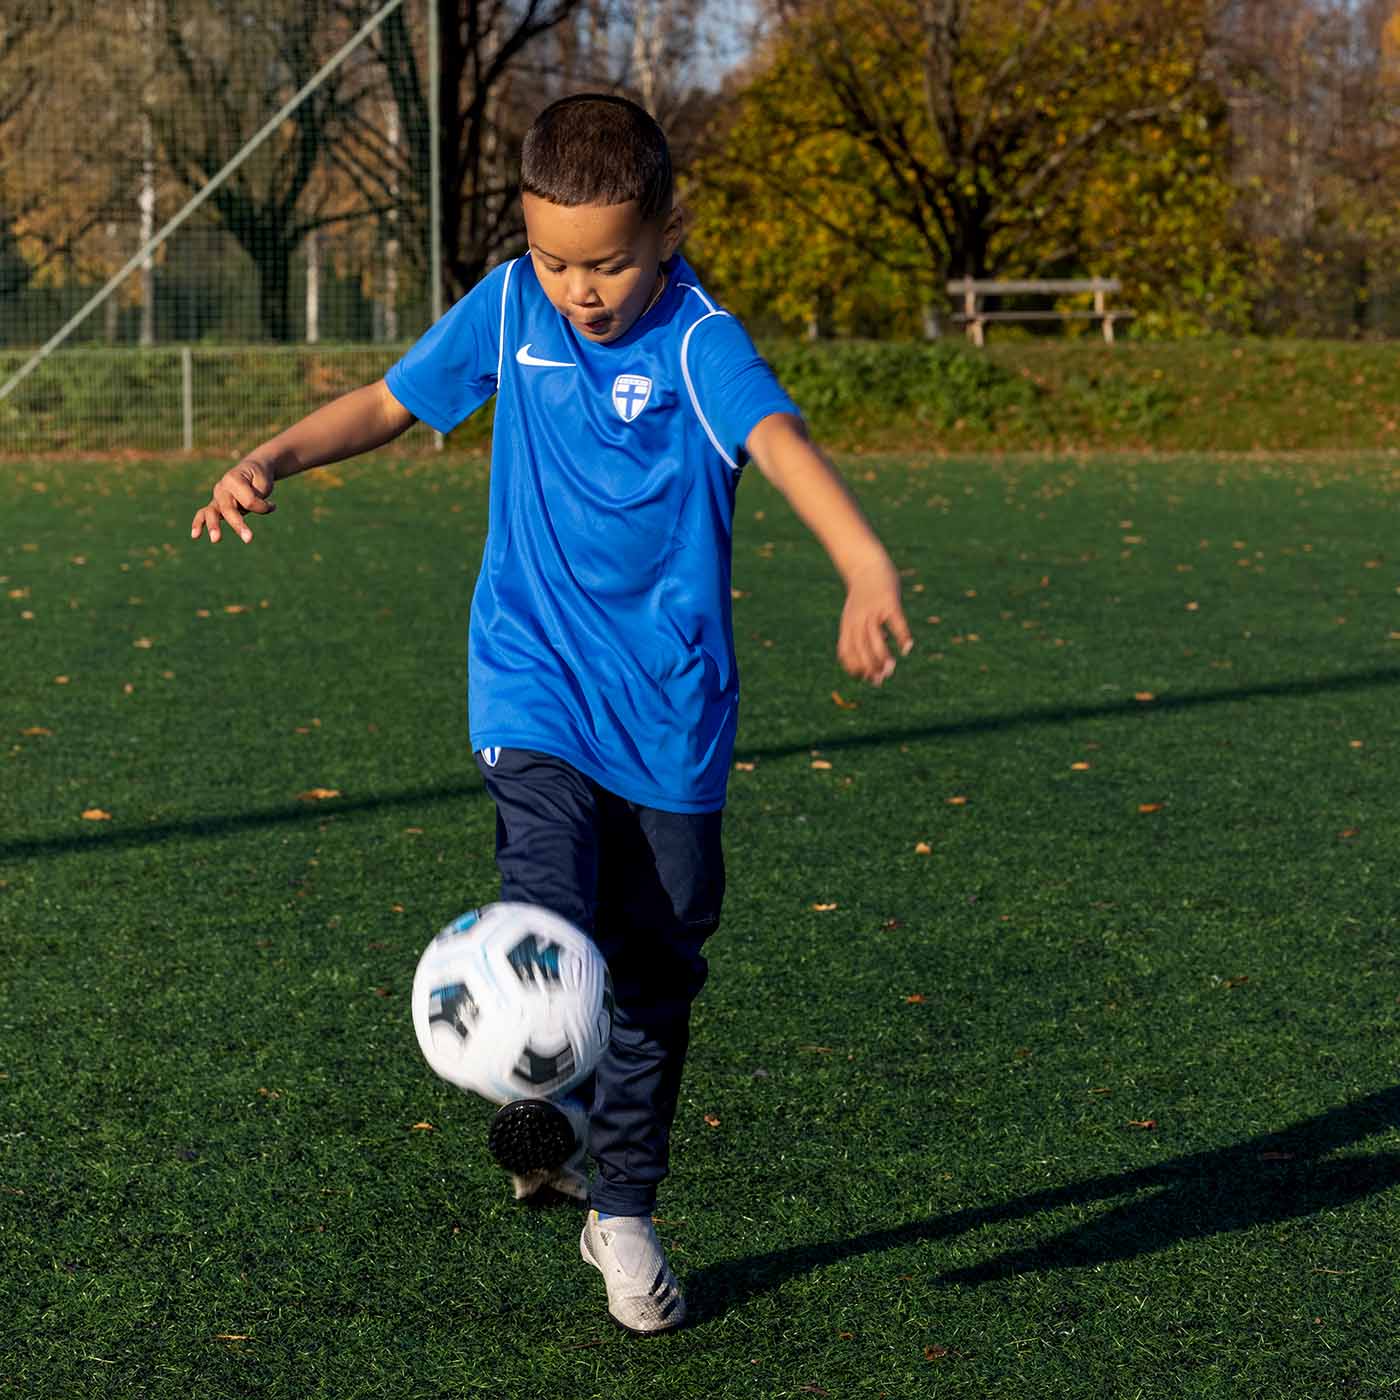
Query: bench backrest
[{"left": 947, "top": 278, "right": 1122, "bottom": 295}]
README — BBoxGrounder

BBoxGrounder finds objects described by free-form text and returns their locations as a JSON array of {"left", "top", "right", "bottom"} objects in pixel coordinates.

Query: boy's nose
[{"left": 566, "top": 273, "right": 601, "bottom": 307}]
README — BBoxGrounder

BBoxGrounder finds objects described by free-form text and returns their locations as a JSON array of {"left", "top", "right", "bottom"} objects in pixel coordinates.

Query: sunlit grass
[{"left": 3, "top": 449, "right": 1398, "bottom": 1398}]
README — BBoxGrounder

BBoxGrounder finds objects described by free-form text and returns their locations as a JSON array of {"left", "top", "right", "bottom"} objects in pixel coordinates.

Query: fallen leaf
[
  {"left": 1138, "top": 802, "right": 1165, "bottom": 814},
  {"left": 410, "top": 1122, "right": 434, "bottom": 1131},
  {"left": 811, "top": 902, "right": 838, "bottom": 911},
  {"left": 734, "top": 761, "right": 756, "bottom": 772},
  {"left": 81, "top": 808, "right": 112, "bottom": 821},
  {"left": 1339, "top": 828, "right": 1360, "bottom": 840},
  {"left": 297, "top": 788, "right": 342, "bottom": 801},
  {"left": 53, "top": 675, "right": 70, "bottom": 685},
  {"left": 811, "top": 759, "right": 833, "bottom": 771},
  {"left": 20, "top": 727, "right": 52, "bottom": 737},
  {"left": 946, "top": 795, "right": 969, "bottom": 806},
  {"left": 133, "top": 637, "right": 154, "bottom": 649},
  {"left": 925, "top": 1344, "right": 950, "bottom": 1361},
  {"left": 703, "top": 1113, "right": 721, "bottom": 1127},
  {"left": 403, "top": 826, "right": 424, "bottom": 835},
  {"left": 904, "top": 993, "right": 926, "bottom": 1004},
  {"left": 831, "top": 690, "right": 858, "bottom": 711},
  {"left": 914, "top": 841, "right": 932, "bottom": 854},
  {"left": 1134, "top": 691, "right": 1156, "bottom": 703},
  {"left": 213, "top": 1334, "right": 252, "bottom": 1343},
  {"left": 1127, "top": 1119, "right": 1158, "bottom": 1130},
  {"left": 224, "top": 604, "right": 249, "bottom": 614},
  {"left": 1071, "top": 761, "right": 1092, "bottom": 771}
]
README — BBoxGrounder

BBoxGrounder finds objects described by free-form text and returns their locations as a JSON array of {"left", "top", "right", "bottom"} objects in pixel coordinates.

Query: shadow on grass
[
  {"left": 0, "top": 777, "right": 490, "bottom": 865},
  {"left": 687, "top": 1085, "right": 1400, "bottom": 1319},
  {"left": 741, "top": 662, "right": 1400, "bottom": 762},
  {"left": 9, "top": 663, "right": 1400, "bottom": 866}
]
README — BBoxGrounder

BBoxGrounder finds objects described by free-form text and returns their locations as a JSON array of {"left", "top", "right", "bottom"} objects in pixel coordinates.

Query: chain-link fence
[
  {"left": 0, "top": 0, "right": 447, "bottom": 452},
  {"left": 0, "top": 0, "right": 762, "bottom": 453}
]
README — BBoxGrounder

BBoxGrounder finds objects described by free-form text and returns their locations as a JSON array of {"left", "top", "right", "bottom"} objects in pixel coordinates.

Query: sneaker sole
[{"left": 488, "top": 1098, "right": 577, "bottom": 1174}]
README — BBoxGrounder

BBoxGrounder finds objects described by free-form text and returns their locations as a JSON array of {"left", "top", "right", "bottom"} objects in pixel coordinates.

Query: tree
[
  {"left": 1215, "top": 0, "right": 1400, "bottom": 335},
  {"left": 152, "top": 0, "right": 377, "bottom": 341},
  {"left": 357, "top": 0, "right": 588, "bottom": 302},
  {"left": 689, "top": 0, "right": 1245, "bottom": 335},
  {"left": 0, "top": 2, "right": 159, "bottom": 336}
]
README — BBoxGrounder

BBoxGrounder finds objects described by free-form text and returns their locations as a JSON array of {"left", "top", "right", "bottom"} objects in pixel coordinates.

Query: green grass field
[{"left": 3, "top": 449, "right": 1399, "bottom": 1398}]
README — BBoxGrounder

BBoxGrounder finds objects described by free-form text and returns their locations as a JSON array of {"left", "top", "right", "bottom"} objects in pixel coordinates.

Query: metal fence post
[{"left": 181, "top": 347, "right": 194, "bottom": 452}]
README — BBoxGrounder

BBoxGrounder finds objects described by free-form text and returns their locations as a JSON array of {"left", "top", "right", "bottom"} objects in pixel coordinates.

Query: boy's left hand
[{"left": 839, "top": 558, "right": 913, "bottom": 686}]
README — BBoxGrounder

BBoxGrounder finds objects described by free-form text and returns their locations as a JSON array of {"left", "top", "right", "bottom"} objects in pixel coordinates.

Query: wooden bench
[{"left": 947, "top": 278, "right": 1133, "bottom": 346}]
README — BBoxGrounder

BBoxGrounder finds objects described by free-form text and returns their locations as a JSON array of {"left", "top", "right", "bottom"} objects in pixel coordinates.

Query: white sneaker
[
  {"left": 509, "top": 1141, "right": 589, "bottom": 1203},
  {"left": 579, "top": 1209, "right": 686, "bottom": 1334}
]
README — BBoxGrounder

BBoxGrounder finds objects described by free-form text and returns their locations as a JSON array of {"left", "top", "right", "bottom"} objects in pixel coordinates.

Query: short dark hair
[{"left": 520, "top": 94, "right": 673, "bottom": 221}]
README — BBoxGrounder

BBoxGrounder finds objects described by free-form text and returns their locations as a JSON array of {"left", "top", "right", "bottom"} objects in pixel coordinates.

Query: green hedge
[{"left": 6, "top": 337, "right": 1400, "bottom": 455}]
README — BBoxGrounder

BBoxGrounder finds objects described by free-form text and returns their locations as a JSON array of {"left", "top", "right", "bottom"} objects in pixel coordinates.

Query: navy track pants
[{"left": 474, "top": 747, "right": 724, "bottom": 1216}]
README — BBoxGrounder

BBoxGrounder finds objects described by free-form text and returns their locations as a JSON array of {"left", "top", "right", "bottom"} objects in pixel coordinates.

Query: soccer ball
[{"left": 411, "top": 902, "right": 613, "bottom": 1105}]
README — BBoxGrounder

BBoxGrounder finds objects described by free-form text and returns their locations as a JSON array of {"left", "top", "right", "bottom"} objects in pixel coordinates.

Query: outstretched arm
[
  {"left": 191, "top": 379, "right": 416, "bottom": 543},
  {"left": 745, "top": 411, "right": 913, "bottom": 686}
]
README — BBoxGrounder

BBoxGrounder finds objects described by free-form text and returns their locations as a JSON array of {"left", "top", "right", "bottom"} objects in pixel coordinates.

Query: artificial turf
[{"left": 2, "top": 449, "right": 1399, "bottom": 1398}]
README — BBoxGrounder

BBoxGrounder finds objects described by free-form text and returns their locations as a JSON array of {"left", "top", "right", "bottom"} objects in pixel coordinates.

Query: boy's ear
[{"left": 660, "top": 204, "right": 685, "bottom": 259}]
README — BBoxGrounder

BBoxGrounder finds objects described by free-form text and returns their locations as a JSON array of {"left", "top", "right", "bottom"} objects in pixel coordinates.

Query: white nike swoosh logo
[{"left": 516, "top": 343, "right": 576, "bottom": 368}]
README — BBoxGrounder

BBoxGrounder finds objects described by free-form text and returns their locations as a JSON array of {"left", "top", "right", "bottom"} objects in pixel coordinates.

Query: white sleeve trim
[
  {"left": 678, "top": 286, "right": 739, "bottom": 473},
  {"left": 495, "top": 258, "right": 518, "bottom": 383}
]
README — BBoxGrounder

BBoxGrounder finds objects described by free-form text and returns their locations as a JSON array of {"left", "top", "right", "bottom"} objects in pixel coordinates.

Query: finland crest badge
[{"left": 611, "top": 373, "right": 653, "bottom": 422}]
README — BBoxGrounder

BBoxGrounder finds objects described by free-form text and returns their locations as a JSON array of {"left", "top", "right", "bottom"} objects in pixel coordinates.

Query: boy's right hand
[{"left": 191, "top": 458, "right": 277, "bottom": 544}]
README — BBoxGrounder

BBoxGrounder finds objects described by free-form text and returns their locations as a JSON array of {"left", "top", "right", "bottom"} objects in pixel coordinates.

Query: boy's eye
[{"left": 599, "top": 265, "right": 628, "bottom": 276}]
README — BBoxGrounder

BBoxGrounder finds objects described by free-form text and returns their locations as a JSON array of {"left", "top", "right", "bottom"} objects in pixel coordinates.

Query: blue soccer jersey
[{"left": 385, "top": 253, "right": 797, "bottom": 813}]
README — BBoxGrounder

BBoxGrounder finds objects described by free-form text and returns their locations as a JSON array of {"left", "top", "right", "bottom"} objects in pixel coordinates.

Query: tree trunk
[{"left": 255, "top": 236, "right": 294, "bottom": 343}]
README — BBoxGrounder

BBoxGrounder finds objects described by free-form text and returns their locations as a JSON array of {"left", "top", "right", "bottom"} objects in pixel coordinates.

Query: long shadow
[
  {"left": 686, "top": 1086, "right": 1400, "bottom": 1321},
  {"left": 0, "top": 777, "right": 490, "bottom": 865},
  {"left": 8, "top": 663, "right": 1400, "bottom": 866},
  {"left": 739, "top": 662, "right": 1400, "bottom": 763}
]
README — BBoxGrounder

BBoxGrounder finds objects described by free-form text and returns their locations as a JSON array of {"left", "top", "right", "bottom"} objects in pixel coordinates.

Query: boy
[{"left": 191, "top": 94, "right": 912, "bottom": 1334}]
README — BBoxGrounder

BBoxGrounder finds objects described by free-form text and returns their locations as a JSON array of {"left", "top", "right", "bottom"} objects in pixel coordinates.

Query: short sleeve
[
  {"left": 682, "top": 311, "right": 799, "bottom": 468},
  {"left": 385, "top": 261, "right": 514, "bottom": 433}
]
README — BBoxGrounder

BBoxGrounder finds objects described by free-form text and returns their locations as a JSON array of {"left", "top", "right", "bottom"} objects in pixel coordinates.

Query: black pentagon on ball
[
  {"left": 506, "top": 932, "right": 564, "bottom": 984},
  {"left": 512, "top": 1041, "right": 577, "bottom": 1090},
  {"left": 427, "top": 982, "right": 480, "bottom": 1044}
]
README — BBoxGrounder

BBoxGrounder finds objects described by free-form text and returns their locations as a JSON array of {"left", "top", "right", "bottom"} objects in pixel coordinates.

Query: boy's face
[{"left": 522, "top": 194, "right": 682, "bottom": 345}]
